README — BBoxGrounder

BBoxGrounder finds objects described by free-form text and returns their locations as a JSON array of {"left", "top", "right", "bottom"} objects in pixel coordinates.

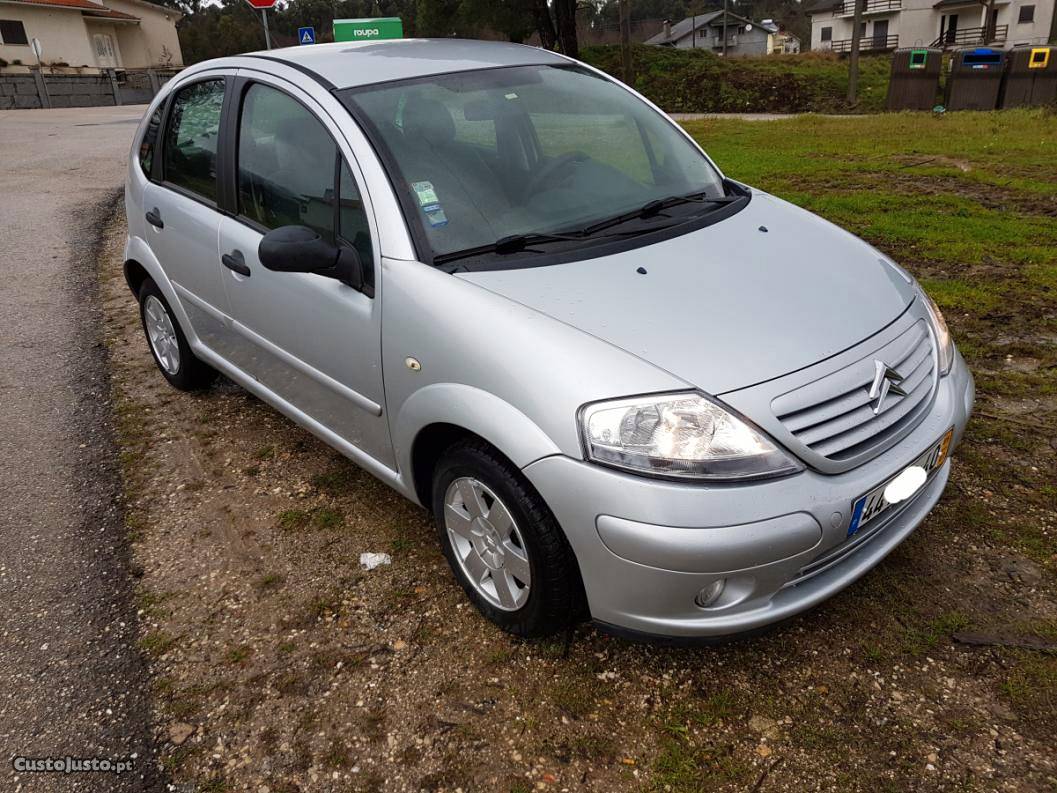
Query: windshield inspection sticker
[
  {"left": 411, "top": 181, "right": 448, "bottom": 227},
  {"left": 422, "top": 203, "right": 448, "bottom": 227},
  {"left": 411, "top": 181, "right": 439, "bottom": 206}
]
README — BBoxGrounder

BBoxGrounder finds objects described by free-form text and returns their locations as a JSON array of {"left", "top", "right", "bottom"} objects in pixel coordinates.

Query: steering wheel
[{"left": 523, "top": 151, "right": 589, "bottom": 200}]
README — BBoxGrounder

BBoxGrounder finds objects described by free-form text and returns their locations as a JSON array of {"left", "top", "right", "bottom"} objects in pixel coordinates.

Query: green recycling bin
[
  {"left": 1000, "top": 46, "right": 1055, "bottom": 108},
  {"left": 945, "top": 47, "right": 1007, "bottom": 111},
  {"left": 886, "top": 48, "right": 942, "bottom": 111}
]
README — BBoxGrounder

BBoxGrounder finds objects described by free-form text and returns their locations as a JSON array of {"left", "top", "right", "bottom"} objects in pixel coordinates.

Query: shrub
[{"left": 581, "top": 44, "right": 892, "bottom": 114}]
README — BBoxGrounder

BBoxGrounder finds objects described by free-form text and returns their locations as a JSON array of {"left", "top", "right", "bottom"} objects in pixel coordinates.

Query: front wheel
[{"left": 432, "top": 439, "right": 585, "bottom": 638}]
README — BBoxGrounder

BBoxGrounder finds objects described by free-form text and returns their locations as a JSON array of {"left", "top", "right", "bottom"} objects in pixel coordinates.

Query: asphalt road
[{"left": 0, "top": 106, "right": 166, "bottom": 792}]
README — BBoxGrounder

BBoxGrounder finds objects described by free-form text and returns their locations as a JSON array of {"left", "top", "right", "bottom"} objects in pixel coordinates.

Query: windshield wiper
[
  {"left": 640, "top": 192, "right": 740, "bottom": 218},
  {"left": 432, "top": 192, "right": 741, "bottom": 268},
  {"left": 433, "top": 231, "right": 582, "bottom": 266},
  {"left": 582, "top": 192, "right": 740, "bottom": 235}
]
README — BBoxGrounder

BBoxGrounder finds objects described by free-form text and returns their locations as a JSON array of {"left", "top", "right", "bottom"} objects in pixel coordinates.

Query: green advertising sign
[{"left": 333, "top": 17, "right": 404, "bottom": 42}]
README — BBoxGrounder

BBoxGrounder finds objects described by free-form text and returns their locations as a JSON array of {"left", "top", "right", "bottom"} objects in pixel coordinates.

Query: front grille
[{"left": 772, "top": 320, "right": 935, "bottom": 462}]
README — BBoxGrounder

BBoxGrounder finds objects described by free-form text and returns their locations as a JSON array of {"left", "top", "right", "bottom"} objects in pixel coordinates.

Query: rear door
[
  {"left": 216, "top": 75, "right": 391, "bottom": 466},
  {"left": 143, "top": 72, "right": 236, "bottom": 357}
]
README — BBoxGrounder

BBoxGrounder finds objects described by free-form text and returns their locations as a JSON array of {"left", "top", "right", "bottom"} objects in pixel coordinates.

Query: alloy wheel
[
  {"left": 443, "top": 477, "right": 532, "bottom": 611},
  {"left": 144, "top": 295, "right": 180, "bottom": 375}
]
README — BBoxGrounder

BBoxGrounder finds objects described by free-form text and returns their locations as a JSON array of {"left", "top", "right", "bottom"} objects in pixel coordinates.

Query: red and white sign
[{"left": 243, "top": 0, "right": 277, "bottom": 9}]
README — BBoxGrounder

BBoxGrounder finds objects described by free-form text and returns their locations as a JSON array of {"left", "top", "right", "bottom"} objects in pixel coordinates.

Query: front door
[
  {"left": 217, "top": 78, "right": 391, "bottom": 465},
  {"left": 144, "top": 75, "right": 234, "bottom": 357},
  {"left": 872, "top": 19, "right": 889, "bottom": 49},
  {"left": 941, "top": 14, "right": 959, "bottom": 44},
  {"left": 92, "top": 33, "right": 118, "bottom": 68}
]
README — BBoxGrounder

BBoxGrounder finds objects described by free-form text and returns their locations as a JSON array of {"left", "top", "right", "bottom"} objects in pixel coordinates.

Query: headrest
[
  {"left": 276, "top": 115, "right": 332, "bottom": 151},
  {"left": 402, "top": 96, "right": 455, "bottom": 147}
]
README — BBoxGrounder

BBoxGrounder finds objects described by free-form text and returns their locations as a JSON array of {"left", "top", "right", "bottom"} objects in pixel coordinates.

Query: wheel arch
[
  {"left": 397, "top": 383, "right": 564, "bottom": 510},
  {"left": 124, "top": 258, "right": 150, "bottom": 297}
]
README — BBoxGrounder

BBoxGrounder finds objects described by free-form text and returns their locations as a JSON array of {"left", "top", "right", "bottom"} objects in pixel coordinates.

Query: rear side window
[
  {"left": 237, "top": 83, "right": 338, "bottom": 242},
  {"left": 163, "top": 79, "right": 225, "bottom": 203},
  {"left": 138, "top": 107, "right": 162, "bottom": 176}
]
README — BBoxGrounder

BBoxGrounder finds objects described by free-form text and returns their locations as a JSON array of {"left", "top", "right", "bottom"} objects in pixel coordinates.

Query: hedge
[{"left": 581, "top": 44, "right": 893, "bottom": 114}]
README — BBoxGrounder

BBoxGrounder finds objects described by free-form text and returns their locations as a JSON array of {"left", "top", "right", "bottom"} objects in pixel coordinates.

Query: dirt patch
[
  {"left": 99, "top": 209, "right": 1057, "bottom": 791},
  {"left": 793, "top": 169, "right": 1057, "bottom": 219},
  {"left": 891, "top": 154, "right": 974, "bottom": 173}
]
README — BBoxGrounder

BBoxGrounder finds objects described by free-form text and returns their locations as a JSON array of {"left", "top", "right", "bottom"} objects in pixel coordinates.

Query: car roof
[{"left": 247, "top": 38, "right": 570, "bottom": 90}]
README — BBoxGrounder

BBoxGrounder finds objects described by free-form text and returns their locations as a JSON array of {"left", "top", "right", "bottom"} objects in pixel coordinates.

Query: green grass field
[
  {"left": 684, "top": 110, "right": 1057, "bottom": 389},
  {"left": 684, "top": 109, "right": 1057, "bottom": 563}
]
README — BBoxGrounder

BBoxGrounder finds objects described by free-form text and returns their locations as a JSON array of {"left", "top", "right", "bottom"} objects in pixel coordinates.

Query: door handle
[
  {"left": 145, "top": 208, "right": 164, "bottom": 229},
  {"left": 221, "top": 250, "right": 251, "bottom": 277}
]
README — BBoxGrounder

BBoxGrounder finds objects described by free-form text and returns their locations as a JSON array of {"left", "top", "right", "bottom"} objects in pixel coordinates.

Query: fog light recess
[{"left": 694, "top": 579, "right": 726, "bottom": 608}]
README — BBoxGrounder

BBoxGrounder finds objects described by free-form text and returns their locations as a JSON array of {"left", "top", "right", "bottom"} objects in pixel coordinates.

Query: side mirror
[{"left": 258, "top": 225, "right": 363, "bottom": 291}]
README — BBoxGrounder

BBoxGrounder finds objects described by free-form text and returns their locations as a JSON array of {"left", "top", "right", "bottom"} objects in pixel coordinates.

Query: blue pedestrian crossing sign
[{"left": 298, "top": 26, "right": 316, "bottom": 45}]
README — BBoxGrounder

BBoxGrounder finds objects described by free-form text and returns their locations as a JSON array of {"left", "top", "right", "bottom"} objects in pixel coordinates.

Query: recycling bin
[
  {"left": 887, "top": 48, "right": 943, "bottom": 111},
  {"left": 1000, "top": 46, "right": 1055, "bottom": 108},
  {"left": 946, "top": 47, "right": 1007, "bottom": 110}
]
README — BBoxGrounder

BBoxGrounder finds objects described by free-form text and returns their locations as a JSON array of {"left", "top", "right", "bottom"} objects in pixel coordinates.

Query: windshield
[{"left": 340, "top": 65, "right": 726, "bottom": 262}]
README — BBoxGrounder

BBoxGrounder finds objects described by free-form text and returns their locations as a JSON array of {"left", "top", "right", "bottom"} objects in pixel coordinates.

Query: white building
[
  {"left": 806, "top": 0, "right": 1055, "bottom": 52},
  {"left": 0, "top": 0, "right": 182, "bottom": 71}
]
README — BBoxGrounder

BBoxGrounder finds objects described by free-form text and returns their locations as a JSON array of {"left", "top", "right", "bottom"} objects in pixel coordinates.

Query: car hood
[{"left": 457, "top": 191, "right": 915, "bottom": 395}]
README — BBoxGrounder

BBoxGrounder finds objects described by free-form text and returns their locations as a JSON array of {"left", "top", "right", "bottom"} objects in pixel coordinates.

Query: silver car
[{"left": 124, "top": 39, "right": 974, "bottom": 641}]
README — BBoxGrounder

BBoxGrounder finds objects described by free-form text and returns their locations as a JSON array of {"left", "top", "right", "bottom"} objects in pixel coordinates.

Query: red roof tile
[{"left": 82, "top": 6, "right": 139, "bottom": 19}]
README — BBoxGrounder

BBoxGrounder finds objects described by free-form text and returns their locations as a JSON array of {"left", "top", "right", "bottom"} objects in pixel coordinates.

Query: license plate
[{"left": 847, "top": 428, "right": 954, "bottom": 537}]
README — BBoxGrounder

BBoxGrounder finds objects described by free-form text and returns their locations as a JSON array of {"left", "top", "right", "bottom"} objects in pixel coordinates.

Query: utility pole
[
  {"left": 619, "top": 0, "right": 632, "bottom": 83},
  {"left": 261, "top": 8, "right": 272, "bottom": 49},
  {"left": 722, "top": 0, "right": 728, "bottom": 56},
  {"left": 847, "top": 0, "right": 864, "bottom": 104}
]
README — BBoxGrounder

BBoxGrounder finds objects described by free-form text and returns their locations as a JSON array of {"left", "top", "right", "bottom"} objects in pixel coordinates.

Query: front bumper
[{"left": 522, "top": 351, "right": 974, "bottom": 639}]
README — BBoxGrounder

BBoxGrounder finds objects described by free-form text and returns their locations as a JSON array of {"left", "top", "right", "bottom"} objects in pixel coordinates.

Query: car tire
[
  {"left": 138, "top": 278, "right": 217, "bottom": 391},
  {"left": 432, "top": 439, "right": 585, "bottom": 638}
]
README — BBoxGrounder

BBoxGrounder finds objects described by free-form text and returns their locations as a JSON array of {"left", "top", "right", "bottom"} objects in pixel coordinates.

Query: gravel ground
[
  {"left": 97, "top": 196, "right": 1056, "bottom": 793},
  {"left": 0, "top": 106, "right": 165, "bottom": 791}
]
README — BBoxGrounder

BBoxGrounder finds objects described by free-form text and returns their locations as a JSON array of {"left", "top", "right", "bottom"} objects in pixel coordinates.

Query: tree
[
  {"left": 618, "top": 0, "right": 631, "bottom": 73},
  {"left": 530, "top": 0, "right": 558, "bottom": 49},
  {"left": 846, "top": 0, "right": 864, "bottom": 105},
  {"left": 552, "top": 0, "right": 579, "bottom": 57},
  {"left": 980, "top": 0, "right": 997, "bottom": 42}
]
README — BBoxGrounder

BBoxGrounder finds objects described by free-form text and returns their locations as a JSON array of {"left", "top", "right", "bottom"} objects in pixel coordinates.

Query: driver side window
[{"left": 237, "top": 83, "right": 338, "bottom": 243}]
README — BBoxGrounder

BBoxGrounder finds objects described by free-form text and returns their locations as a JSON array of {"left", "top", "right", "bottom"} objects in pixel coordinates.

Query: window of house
[
  {"left": 0, "top": 19, "right": 29, "bottom": 46},
  {"left": 1018, "top": 5, "right": 1035, "bottom": 22},
  {"left": 821, "top": 26, "right": 832, "bottom": 41},
  {"left": 138, "top": 107, "right": 162, "bottom": 176},
  {"left": 238, "top": 83, "right": 339, "bottom": 242},
  {"left": 163, "top": 79, "right": 225, "bottom": 203}
]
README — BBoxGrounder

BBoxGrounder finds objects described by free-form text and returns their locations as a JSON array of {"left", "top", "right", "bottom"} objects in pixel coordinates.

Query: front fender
[{"left": 394, "top": 383, "right": 563, "bottom": 503}]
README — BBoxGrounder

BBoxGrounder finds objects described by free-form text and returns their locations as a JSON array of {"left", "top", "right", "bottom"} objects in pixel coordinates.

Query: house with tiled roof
[
  {"left": 646, "top": 11, "right": 795, "bottom": 56},
  {"left": 0, "top": 0, "right": 182, "bottom": 70},
  {"left": 805, "top": 0, "right": 1055, "bottom": 53}
]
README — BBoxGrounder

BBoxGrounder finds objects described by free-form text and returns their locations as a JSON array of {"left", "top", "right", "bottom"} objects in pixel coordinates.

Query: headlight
[
  {"left": 920, "top": 291, "right": 954, "bottom": 375},
  {"left": 579, "top": 392, "right": 802, "bottom": 481}
]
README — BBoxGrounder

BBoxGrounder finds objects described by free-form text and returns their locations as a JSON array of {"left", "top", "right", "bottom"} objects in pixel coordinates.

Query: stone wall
[
  {"left": 0, "top": 75, "right": 44, "bottom": 110},
  {"left": 0, "top": 69, "right": 181, "bottom": 110}
]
